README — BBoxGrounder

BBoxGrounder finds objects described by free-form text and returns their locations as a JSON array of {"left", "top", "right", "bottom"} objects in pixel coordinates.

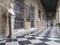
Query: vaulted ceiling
[{"left": 40, "top": 0, "right": 58, "bottom": 12}]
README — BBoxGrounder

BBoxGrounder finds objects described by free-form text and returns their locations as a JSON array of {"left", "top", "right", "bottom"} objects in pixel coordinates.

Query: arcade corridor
[{"left": 0, "top": 0, "right": 60, "bottom": 45}]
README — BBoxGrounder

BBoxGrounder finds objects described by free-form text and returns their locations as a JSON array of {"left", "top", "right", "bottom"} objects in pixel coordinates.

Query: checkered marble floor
[{"left": 0, "top": 27, "right": 60, "bottom": 45}]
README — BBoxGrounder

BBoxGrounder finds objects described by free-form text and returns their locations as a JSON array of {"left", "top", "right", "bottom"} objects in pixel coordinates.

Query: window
[
  {"left": 30, "top": 5, "right": 34, "bottom": 27},
  {"left": 30, "top": 5, "right": 34, "bottom": 21},
  {"left": 43, "top": 15, "right": 44, "bottom": 20},
  {"left": 14, "top": 0, "right": 24, "bottom": 29},
  {"left": 25, "top": 4, "right": 35, "bottom": 27},
  {"left": 25, "top": 5, "right": 30, "bottom": 22},
  {"left": 15, "top": 0, "right": 24, "bottom": 4},
  {"left": 39, "top": 10, "right": 41, "bottom": 20},
  {"left": 14, "top": 0, "right": 24, "bottom": 12}
]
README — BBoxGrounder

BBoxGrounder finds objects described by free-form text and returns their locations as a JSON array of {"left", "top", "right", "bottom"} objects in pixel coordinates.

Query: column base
[
  {"left": 8, "top": 34, "right": 16, "bottom": 39},
  {"left": 0, "top": 35, "right": 6, "bottom": 41}
]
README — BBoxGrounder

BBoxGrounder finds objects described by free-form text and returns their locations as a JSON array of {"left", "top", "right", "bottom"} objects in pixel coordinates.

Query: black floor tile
[
  {"left": 39, "top": 38, "right": 51, "bottom": 42},
  {"left": 0, "top": 43, "right": 5, "bottom": 45},
  {"left": 26, "top": 37, "right": 36, "bottom": 40},
  {"left": 16, "top": 36, "right": 24, "bottom": 38},
  {"left": 19, "top": 40, "right": 31, "bottom": 45},
  {"left": 6, "top": 38, "right": 17, "bottom": 42},
  {"left": 54, "top": 40, "right": 60, "bottom": 43},
  {"left": 34, "top": 43, "right": 48, "bottom": 45}
]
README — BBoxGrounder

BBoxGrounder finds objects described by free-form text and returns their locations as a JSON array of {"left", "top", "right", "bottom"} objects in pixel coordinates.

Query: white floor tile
[
  {"left": 24, "top": 35, "right": 33, "bottom": 38},
  {"left": 29, "top": 39, "right": 42, "bottom": 44},
  {"left": 35, "top": 36, "right": 44, "bottom": 39},
  {"left": 47, "top": 37, "right": 59, "bottom": 41},
  {"left": 17, "top": 38, "right": 28, "bottom": 41},
  {"left": 45, "top": 41, "right": 60, "bottom": 45},
  {"left": 0, "top": 40, "right": 6, "bottom": 43},
  {"left": 5, "top": 42, "right": 19, "bottom": 45}
]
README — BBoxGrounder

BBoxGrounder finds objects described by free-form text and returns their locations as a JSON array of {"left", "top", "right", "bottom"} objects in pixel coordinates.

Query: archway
[
  {"left": 46, "top": 12, "right": 56, "bottom": 28},
  {"left": 0, "top": 5, "right": 7, "bottom": 39}
]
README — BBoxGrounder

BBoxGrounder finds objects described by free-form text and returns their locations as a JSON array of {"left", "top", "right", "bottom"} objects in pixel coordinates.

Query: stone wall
[
  {"left": 0, "top": 0, "right": 46, "bottom": 37},
  {"left": 0, "top": 4, "right": 9, "bottom": 37},
  {"left": 0, "top": 0, "right": 13, "bottom": 37},
  {"left": 24, "top": 0, "right": 46, "bottom": 30}
]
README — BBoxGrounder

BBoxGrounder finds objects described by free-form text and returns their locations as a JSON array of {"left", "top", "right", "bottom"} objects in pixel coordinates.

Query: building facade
[{"left": 0, "top": 0, "right": 47, "bottom": 39}]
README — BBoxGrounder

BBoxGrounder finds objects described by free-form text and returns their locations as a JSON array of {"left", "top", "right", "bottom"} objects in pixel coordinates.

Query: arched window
[{"left": 14, "top": 0, "right": 24, "bottom": 29}]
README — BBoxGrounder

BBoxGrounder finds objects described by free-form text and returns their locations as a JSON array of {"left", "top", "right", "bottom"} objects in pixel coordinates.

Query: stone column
[
  {"left": 56, "top": 0, "right": 60, "bottom": 32},
  {"left": 0, "top": 4, "right": 6, "bottom": 39},
  {"left": 59, "top": 9, "right": 60, "bottom": 22},
  {"left": 57, "top": 0, "right": 60, "bottom": 22}
]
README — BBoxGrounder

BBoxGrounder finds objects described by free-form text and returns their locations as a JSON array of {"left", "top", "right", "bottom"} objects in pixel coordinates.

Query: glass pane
[
  {"left": 39, "top": 10, "right": 41, "bottom": 19},
  {"left": 30, "top": 6, "right": 34, "bottom": 27},
  {"left": 14, "top": 3, "right": 23, "bottom": 12},
  {"left": 14, "top": 0, "right": 24, "bottom": 29},
  {"left": 14, "top": 20, "right": 23, "bottom": 29},
  {"left": 15, "top": 0, "right": 24, "bottom": 4},
  {"left": 25, "top": 5, "right": 30, "bottom": 22},
  {"left": 31, "top": 21, "right": 34, "bottom": 27},
  {"left": 15, "top": 13, "right": 23, "bottom": 20}
]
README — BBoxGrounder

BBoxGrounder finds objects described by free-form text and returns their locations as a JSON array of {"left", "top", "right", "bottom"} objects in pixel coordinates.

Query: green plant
[{"left": 57, "top": 23, "right": 60, "bottom": 27}]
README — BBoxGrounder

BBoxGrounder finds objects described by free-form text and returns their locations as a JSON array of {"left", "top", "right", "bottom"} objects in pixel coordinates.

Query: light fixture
[{"left": 49, "top": 14, "right": 51, "bottom": 16}]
